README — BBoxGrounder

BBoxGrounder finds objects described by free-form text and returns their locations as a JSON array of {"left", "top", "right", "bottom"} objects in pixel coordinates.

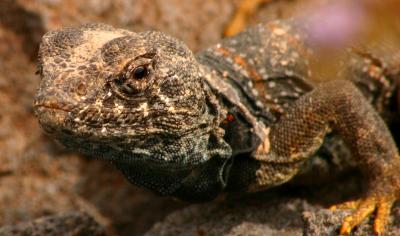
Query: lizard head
[{"left": 34, "top": 24, "right": 231, "bottom": 198}]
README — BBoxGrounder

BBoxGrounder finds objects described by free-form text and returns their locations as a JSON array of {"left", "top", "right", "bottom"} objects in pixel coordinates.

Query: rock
[
  {"left": 0, "top": 211, "right": 107, "bottom": 236},
  {"left": 145, "top": 193, "right": 311, "bottom": 236},
  {"left": 145, "top": 194, "right": 400, "bottom": 236}
]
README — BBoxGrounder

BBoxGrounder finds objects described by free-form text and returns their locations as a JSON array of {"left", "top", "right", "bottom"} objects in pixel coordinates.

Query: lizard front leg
[{"left": 256, "top": 79, "right": 400, "bottom": 235}]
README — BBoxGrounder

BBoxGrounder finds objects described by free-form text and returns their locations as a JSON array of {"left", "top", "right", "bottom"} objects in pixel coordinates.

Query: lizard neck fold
[{"left": 199, "top": 64, "right": 270, "bottom": 156}]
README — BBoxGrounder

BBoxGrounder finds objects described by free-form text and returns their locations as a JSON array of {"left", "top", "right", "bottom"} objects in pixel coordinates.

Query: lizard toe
[
  {"left": 373, "top": 197, "right": 395, "bottom": 236},
  {"left": 330, "top": 199, "right": 361, "bottom": 211},
  {"left": 339, "top": 197, "right": 376, "bottom": 235},
  {"left": 330, "top": 196, "right": 396, "bottom": 236}
]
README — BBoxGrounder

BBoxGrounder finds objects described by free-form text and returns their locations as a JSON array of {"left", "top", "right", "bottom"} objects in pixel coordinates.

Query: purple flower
[{"left": 302, "top": 2, "right": 366, "bottom": 48}]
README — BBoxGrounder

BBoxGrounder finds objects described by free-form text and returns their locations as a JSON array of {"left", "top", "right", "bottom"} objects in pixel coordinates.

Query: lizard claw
[{"left": 330, "top": 196, "right": 396, "bottom": 236}]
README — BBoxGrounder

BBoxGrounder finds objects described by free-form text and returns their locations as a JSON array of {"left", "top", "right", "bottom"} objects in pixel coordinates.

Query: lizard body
[{"left": 34, "top": 20, "right": 400, "bottom": 235}]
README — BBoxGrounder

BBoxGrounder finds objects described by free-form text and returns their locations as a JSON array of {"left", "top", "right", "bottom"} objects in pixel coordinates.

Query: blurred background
[{"left": 0, "top": 0, "right": 399, "bottom": 235}]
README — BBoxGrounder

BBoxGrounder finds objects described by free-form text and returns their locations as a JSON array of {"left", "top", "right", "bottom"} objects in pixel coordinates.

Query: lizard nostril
[{"left": 76, "top": 83, "right": 87, "bottom": 96}]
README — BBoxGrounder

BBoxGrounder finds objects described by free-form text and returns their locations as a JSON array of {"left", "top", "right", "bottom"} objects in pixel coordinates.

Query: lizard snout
[{"left": 33, "top": 96, "right": 75, "bottom": 136}]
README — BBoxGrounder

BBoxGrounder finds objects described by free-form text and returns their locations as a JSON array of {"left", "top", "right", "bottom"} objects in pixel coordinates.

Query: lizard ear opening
[{"left": 206, "top": 129, "right": 232, "bottom": 160}]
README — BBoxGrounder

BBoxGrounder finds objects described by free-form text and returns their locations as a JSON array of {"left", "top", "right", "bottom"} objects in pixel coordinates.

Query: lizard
[{"left": 33, "top": 20, "right": 400, "bottom": 235}]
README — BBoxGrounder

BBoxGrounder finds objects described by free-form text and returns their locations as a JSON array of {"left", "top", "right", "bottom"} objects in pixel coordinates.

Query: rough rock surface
[
  {"left": 0, "top": 211, "right": 107, "bottom": 236},
  {"left": 145, "top": 196, "right": 400, "bottom": 236},
  {"left": 145, "top": 196, "right": 310, "bottom": 236},
  {"left": 0, "top": 0, "right": 399, "bottom": 235}
]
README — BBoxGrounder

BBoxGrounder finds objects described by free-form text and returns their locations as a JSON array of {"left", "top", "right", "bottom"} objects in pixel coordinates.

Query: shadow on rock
[{"left": 0, "top": 0, "right": 45, "bottom": 61}]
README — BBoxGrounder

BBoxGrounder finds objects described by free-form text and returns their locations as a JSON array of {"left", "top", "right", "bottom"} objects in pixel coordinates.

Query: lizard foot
[{"left": 330, "top": 196, "right": 396, "bottom": 236}]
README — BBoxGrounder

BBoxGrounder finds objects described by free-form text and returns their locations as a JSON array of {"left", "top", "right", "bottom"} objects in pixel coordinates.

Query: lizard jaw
[
  {"left": 34, "top": 106, "right": 70, "bottom": 135},
  {"left": 33, "top": 96, "right": 77, "bottom": 136}
]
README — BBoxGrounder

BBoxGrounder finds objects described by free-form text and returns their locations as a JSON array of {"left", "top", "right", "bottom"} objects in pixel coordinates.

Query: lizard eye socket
[
  {"left": 110, "top": 52, "right": 156, "bottom": 99},
  {"left": 112, "top": 63, "right": 152, "bottom": 98}
]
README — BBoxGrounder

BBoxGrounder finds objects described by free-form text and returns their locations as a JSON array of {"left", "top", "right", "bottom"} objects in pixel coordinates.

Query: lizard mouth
[
  {"left": 33, "top": 98, "right": 75, "bottom": 135},
  {"left": 33, "top": 97, "right": 74, "bottom": 112}
]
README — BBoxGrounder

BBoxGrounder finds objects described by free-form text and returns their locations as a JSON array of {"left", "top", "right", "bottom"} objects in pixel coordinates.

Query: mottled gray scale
[
  {"left": 346, "top": 51, "right": 397, "bottom": 117},
  {"left": 263, "top": 76, "right": 314, "bottom": 110},
  {"left": 101, "top": 36, "right": 143, "bottom": 64},
  {"left": 247, "top": 24, "right": 311, "bottom": 107},
  {"left": 80, "top": 23, "right": 116, "bottom": 32},
  {"left": 48, "top": 27, "right": 84, "bottom": 50},
  {"left": 198, "top": 21, "right": 314, "bottom": 124},
  {"left": 201, "top": 30, "right": 268, "bottom": 110},
  {"left": 143, "top": 31, "right": 192, "bottom": 59},
  {"left": 197, "top": 51, "right": 275, "bottom": 124}
]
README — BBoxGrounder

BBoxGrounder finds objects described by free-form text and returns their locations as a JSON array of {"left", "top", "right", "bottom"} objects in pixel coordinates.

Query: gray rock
[
  {"left": 146, "top": 194, "right": 400, "bottom": 236},
  {"left": 0, "top": 211, "right": 108, "bottom": 236},
  {"left": 145, "top": 196, "right": 310, "bottom": 236}
]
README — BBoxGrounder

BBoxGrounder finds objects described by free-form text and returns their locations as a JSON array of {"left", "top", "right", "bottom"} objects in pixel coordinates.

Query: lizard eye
[
  {"left": 111, "top": 63, "right": 152, "bottom": 98},
  {"left": 132, "top": 65, "right": 148, "bottom": 80}
]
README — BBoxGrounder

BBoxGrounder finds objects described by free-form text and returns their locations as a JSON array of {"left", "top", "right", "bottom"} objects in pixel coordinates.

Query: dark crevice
[{"left": 0, "top": 170, "right": 13, "bottom": 177}]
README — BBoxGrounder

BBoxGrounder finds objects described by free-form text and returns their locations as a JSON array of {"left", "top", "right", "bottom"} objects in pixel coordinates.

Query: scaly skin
[{"left": 34, "top": 21, "right": 400, "bottom": 235}]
